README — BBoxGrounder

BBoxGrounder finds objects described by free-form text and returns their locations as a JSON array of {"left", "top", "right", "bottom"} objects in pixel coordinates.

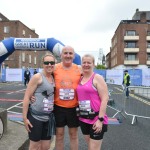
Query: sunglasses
[{"left": 43, "top": 61, "right": 55, "bottom": 65}]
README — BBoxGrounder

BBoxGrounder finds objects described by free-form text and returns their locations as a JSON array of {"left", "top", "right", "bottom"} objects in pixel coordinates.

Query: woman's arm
[
  {"left": 92, "top": 74, "right": 109, "bottom": 133},
  {"left": 94, "top": 74, "right": 109, "bottom": 118},
  {"left": 22, "top": 73, "right": 41, "bottom": 131}
]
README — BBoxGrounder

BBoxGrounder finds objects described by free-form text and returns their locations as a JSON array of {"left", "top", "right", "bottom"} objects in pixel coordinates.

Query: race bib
[
  {"left": 43, "top": 98, "right": 54, "bottom": 112},
  {"left": 79, "top": 100, "right": 91, "bottom": 111},
  {"left": 59, "top": 89, "right": 75, "bottom": 100}
]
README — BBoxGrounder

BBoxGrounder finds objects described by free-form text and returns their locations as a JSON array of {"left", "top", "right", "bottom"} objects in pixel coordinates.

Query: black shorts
[
  {"left": 54, "top": 105, "right": 79, "bottom": 128},
  {"left": 27, "top": 112, "right": 51, "bottom": 141},
  {"left": 79, "top": 121, "right": 108, "bottom": 140}
]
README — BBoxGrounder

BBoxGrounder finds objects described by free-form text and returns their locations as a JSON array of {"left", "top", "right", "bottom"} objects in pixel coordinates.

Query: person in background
[
  {"left": 122, "top": 70, "right": 131, "bottom": 98},
  {"left": 33, "top": 68, "right": 38, "bottom": 74},
  {"left": 76, "top": 54, "right": 108, "bottom": 150},
  {"left": 24, "top": 67, "right": 31, "bottom": 86},
  {"left": 23, "top": 53, "right": 56, "bottom": 150}
]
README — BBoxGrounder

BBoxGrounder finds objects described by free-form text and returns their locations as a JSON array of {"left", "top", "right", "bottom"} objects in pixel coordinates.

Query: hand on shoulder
[{"left": 77, "top": 65, "right": 82, "bottom": 74}]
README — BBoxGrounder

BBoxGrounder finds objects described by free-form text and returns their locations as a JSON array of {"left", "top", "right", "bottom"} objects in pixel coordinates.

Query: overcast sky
[{"left": 1, "top": 0, "right": 150, "bottom": 63}]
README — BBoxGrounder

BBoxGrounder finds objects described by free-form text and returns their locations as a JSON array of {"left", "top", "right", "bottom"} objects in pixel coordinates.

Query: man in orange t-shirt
[{"left": 54, "top": 46, "right": 82, "bottom": 150}]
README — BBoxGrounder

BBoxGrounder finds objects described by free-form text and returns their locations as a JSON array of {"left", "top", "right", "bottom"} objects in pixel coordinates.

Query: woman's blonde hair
[
  {"left": 82, "top": 54, "right": 95, "bottom": 64},
  {"left": 42, "top": 52, "right": 56, "bottom": 62}
]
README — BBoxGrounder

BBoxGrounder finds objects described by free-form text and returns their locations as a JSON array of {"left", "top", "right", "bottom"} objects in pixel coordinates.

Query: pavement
[
  {"left": 0, "top": 120, "right": 28, "bottom": 150},
  {"left": 1, "top": 107, "right": 149, "bottom": 150},
  {"left": 0, "top": 82, "right": 150, "bottom": 150}
]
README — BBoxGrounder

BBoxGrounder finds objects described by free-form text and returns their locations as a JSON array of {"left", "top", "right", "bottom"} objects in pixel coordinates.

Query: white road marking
[
  {"left": 7, "top": 102, "right": 23, "bottom": 111},
  {"left": 7, "top": 89, "right": 26, "bottom": 94}
]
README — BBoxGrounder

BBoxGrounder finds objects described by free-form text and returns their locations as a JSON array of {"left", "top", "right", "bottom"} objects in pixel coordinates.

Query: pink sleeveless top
[{"left": 76, "top": 73, "right": 108, "bottom": 124}]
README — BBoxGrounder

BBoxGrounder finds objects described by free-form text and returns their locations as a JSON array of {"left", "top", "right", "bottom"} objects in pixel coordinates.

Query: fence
[
  {"left": 0, "top": 68, "right": 150, "bottom": 86},
  {"left": 107, "top": 84, "right": 150, "bottom": 125},
  {"left": 125, "top": 86, "right": 150, "bottom": 124}
]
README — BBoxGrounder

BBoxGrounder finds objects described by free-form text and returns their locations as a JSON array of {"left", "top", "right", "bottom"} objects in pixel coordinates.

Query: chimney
[
  {"left": 140, "top": 12, "right": 146, "bottom": 23},
  {"left": 31, "top": 28, "right": 35, "bottom": 32}
]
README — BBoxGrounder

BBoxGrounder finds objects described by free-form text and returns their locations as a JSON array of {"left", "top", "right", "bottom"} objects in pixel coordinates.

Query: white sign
[
  {"left": 14, "top": 38, "right": 47, "bottom": 50},
  {"left": 142, "top": 69, "right": 150, "bottom": 86},
  {"left": 106, "top": 69, "right": 123, "bottom": 85},
  {"left": 6, "top": 69, "right": 22, "bottom": 81}
]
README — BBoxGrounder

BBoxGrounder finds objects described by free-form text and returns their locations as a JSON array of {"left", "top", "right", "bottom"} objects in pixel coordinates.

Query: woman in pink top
[{"left": 76, "top": 54, "right": 109, "bottom": 150}]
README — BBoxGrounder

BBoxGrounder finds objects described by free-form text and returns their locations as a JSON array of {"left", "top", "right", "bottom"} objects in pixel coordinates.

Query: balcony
[
  {"left": 124, "top": 36, "right": 139, "bottom": 41},
  {"left": 147, "top": 48, "right": 150, "bottom": 53},
  {"left": 124, "top": 60, "right": 139, "bottom": 65},
  {"left": 146, "top": 36, "right": 150, "bottom": 41},
  {"left": 124, "top": 48, "right": 139, "bottom": 53},
  {"left": 147, "top": 60, "right": 150, "bottom": 65}
]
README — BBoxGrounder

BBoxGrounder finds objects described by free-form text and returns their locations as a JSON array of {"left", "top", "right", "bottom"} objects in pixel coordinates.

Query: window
[
  {"left": 4, "top": 37, "right": 9, "bottom": 39},
  {"left": 22, "top": 30, "right": 25, "bottom": 36},
  {"left": 125, "top": 42, "right": 136, "bottom": 48},
  {"left": 29, "top": 55, "right": 31, "bottom": 63},
  {"left": 29, "top": 34, "right": 32, "bottom": 38},
  {"left": 22, "top": 52, "right": 25, "bottom": 62},
  {"left": 147, "top": 31, "right": 150, "bottom": 36},
  {"left": 125, "top": 54, "right": 136, "bottom": 60},
  {"left": 126, "top": 30, "right": 136, "bottom": 36},
  {"left": 147, "top": 54, "right": 150, "bottom": 60},
  {"left": 4, "top": 26, "right": 10, "bottom": 33},
  {"left": 34, "top": 57, "right": 37, "bottom": 65},
  {"left": 147, "top": 42, "right": 150, "bottom": 48}
]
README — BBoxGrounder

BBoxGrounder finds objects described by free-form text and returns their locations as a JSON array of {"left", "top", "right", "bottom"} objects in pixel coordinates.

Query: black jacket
[{"left": 24, "top": 70, "right": 31, "bottom": 79}]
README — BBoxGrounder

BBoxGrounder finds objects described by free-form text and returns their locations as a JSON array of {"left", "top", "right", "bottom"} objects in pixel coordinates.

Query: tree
[{"left": 95, "top": 64, "right": 106, "bottom": 69}]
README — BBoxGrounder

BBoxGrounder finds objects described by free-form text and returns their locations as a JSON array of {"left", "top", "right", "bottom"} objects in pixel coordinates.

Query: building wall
[
  {"left": 109, "top": 10, "right": 150, "bottom": 69},
  {"left": 0, "top": 13, "right": 48, "bottom": 69}
]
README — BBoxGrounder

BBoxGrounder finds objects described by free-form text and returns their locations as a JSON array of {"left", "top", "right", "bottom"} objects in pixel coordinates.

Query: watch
[{"left": 98, "top": 117, "right": 104, "bottom": 122}]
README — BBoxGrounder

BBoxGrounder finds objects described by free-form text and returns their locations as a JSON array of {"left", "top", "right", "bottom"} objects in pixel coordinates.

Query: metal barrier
[
  {"left": 107, "top": 84, "right": 126, "bottom": 119},
  {"left": 124, "top": 86, "right": 150, "bottom": 124},
  {"left": 107, "top": 84, "right": 150, "bottom": 125}
]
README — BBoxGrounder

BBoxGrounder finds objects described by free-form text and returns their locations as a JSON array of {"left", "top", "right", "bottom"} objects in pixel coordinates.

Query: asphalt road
[{"left": 0, "top": 82, "right": 150, "bottom": 150}]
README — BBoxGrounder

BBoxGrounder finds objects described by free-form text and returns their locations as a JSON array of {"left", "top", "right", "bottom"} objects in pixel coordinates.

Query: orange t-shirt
[{"left": 54, "top": 63, "right": 81, "bottom": 108}]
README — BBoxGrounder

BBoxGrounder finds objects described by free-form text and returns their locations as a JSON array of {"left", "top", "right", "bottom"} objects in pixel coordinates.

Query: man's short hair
[{"left": 124, "top": 70, "right": 128, "bottom": 72}]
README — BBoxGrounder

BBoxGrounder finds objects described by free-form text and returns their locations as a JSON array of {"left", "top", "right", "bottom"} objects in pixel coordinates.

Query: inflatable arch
[{"left": 0, "top": 37, "right": 81, "bottom": 65}]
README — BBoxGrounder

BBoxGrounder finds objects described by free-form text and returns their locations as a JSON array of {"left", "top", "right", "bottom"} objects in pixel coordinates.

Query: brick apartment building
[
  {"left": 0, "top": 13, "right": 48, "bottom": 69},
  {"left": 106, "top": 9, "right": 150, "bottom": 69}
]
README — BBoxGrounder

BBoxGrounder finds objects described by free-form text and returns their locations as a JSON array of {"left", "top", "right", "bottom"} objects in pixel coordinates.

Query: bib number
[
  {"left": 59, "top": 89, "right": 75, "bottom": 100},
  {"left": 79, "top": 100, "right": 91, "bottom": 111},
  {"left": 43, "top": 98, "right": 54, "bottom": 112}
]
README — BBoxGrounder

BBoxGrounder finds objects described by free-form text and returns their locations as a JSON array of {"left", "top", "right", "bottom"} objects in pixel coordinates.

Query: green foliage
[{"left": 95, "top": 64, "right": 106, "bottom": 69}]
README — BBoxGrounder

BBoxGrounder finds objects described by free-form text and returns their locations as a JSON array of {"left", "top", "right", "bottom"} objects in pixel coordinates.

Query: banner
[
  {"left": 106, "top": 70, "right": 123, "bottom": 85},
  {"left": 128, "top": 69, "right": 142, "bottom": 86},
  {"left": 142, "top": 69, "right": 150, "bottom": 86},
  {"left": 6, "top": 69, "right": 22, "bottom": 81},
  {"left": 94, "top": 69, "right": 106, "bottom": 80},
  {"left": 14, "top": 38, "right": 47, "bottom": 50},
  {"left": 1, "top": 68, "right": 149, "bottom": 86}
]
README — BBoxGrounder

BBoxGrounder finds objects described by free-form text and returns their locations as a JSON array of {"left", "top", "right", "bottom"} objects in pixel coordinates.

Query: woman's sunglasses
[{"left": 43, "top": 61, "right": 55, "bottom": 65}]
